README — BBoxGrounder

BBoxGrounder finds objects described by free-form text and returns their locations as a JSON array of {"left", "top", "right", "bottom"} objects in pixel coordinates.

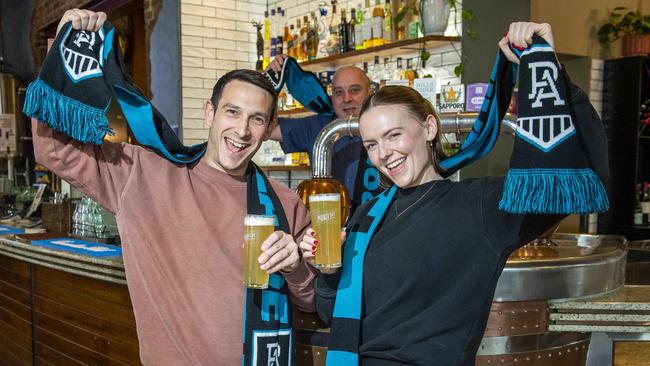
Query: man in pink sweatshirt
[{"left": 31, "top": 9, "right": 316, "bottom": 365}]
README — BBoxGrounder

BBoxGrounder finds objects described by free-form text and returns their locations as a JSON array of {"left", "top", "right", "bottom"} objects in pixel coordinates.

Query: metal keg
[{"left": 475, "top": 233, "right": 627, "bottom": 366}]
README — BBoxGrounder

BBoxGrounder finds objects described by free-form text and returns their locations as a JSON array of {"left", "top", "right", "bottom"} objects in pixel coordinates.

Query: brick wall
[{"left": 180, "top": 0, "right": 266, "bottom": 145}]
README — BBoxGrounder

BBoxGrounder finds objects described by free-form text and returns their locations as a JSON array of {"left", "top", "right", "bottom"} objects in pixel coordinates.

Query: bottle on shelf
[
  {"left": 635, "top": 183, "right": 644, "bottom": 225},
  {"left": 301, "top": 16, "right": 309, "bottom": 61},
  {"left": 371, "top": 55, "right": 382, "bottom": 87},
  {"left": 317, "top": 2, "right": 330, "bottom": 58},
  {"left": 354, "top": 3, "right": 364, "bottom": 50},
  {"left": 372, "top": 0, "right": 385, "bottom": 47},
  {"left": 642, "top": 181, "right": 650, "bottom": 224},
  {"left": 362, "top": 0, "right": 373, "bottom": 49},
  {"left": 402, "top": 58, "right": 418, "bottom": 86},
  {"left": 262, "top": 11, "right": 271, "bottom": 69},
  {"left": 270, "top": 8, "right": 277, "bottom": 58},
  {"left": 339, "top": 8, "right": 349, "bottom": 53},
  {"left": 383, "top": 0, "right": 393, "bottom": 44},
  {"left": 396, "top": 0, "right": 407, "bottom": 40},
  {"left": 363, "top": 61, "right": 369, "bottom": 75},
  {"left": 381, "top": 57, "right": 391, "bottom": 87},
  {"left": 308, "top": 12, "right": 319, "bottom": 59},
  {"left": 295, "top": 19, "right": 303, "bottom": 61},
  {"left": 287, "top": 24, "right": 296, "bottom": 58},
  {"left": 392, "top": 57, "right": 403, "bottom": 80},
  {"left": 327, "top": 0, "right": 340, "bottom": 56},
  {"left": 348, "top": 8, "right": 357, "bottom": 52},
  {"left": 278, "top": 9, "right": 286, "bottom": 56},
  {"left": 276, "top": 8, "right": 284, "bottom": 55}
]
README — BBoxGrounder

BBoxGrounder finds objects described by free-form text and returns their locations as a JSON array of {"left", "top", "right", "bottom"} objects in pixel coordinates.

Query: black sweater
[{"left": 315, "top": 177, "right": 563, "bottom": 366}]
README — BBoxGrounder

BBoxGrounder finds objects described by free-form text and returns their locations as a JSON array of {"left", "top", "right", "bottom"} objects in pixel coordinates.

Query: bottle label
[
  {"left": 372, "top": 18, "right": 383, "bottom": 39},
  {"left": 363, "top": 19, "right": 372, "bottom": 41}
]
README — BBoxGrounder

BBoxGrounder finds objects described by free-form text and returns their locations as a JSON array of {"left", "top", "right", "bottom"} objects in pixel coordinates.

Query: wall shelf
[{"left": 297, "top": 35, "right": 461, "bottom": 72}]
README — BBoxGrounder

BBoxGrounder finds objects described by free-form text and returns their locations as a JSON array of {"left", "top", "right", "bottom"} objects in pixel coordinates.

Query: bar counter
[
  {"left": 2, "top": 235, "right": 650, "bottom": 366},
  {"left": 0, "top": 235, "right": 140, "bottom": 366}
]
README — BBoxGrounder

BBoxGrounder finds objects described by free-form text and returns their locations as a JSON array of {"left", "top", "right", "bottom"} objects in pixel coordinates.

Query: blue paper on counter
[
  {"left": 0, "top": 225, "right": 25, "bottom": 234},
  {"left": 31, "top": 237, "right": 122, "bottom": 257}
]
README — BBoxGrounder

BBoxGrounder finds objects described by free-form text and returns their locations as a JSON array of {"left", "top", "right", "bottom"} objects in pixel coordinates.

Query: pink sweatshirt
[{"left": 32, "top": 120, "right": 316, "bottom": 365}]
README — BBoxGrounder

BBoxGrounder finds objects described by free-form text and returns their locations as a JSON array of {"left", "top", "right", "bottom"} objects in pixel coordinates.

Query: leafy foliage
[{"left": 598, "top": 7, "right": 650, "bottom": 50}]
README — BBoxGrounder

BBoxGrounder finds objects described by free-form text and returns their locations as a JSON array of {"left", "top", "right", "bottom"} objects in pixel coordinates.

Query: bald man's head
[{"left": 331, "top": 66, "right": 372, "bottom": 118}]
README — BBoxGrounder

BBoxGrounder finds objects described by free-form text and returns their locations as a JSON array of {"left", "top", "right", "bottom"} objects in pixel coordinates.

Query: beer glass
[
  {"left": 308, "top": 193, "right": 342, "bottom": 268},
  {"left": 243, "top": 214, "right": 275, "bottom": 288}
]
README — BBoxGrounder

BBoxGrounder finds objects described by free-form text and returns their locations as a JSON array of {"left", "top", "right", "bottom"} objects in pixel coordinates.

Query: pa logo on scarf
[
  {"left": 59, "top": 27, "right": 107, "bottom": 83},
  {"left": 515, "top": 46, "right": 575, "bottom": 152}
]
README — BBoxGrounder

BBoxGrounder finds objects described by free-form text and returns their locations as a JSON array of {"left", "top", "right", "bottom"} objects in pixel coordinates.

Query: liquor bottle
[
  {"left": 348, "top": 8, "right": 357, "bottom": 52},
  {"left": 362, "top": 0, "right": 373, "bottom": 49},
  {"left": 641, "top": 182, "right": 650, "bottom": 224},
  {"left": 402, "top": 58, "right": 418, "bottom": 86},
  {"left": 372, "top": 0, "right": 385, "bottom": 47},
  {"left": 296, "top": 18, "right": 304, "bottom": 61},
  {"left": 383, "top": 0, "right": 393, "bottom": 44},
  {"left": 339, "top": 8, "right": 349, "bottom": 53},
  {"left": 308, "top": 12, "right": 319, "bottom": 59},
  {"left": 262, "top": 11, "right": 271, "bottom": 69},
  {"left": 380, "top": 57, "right": 392, "bottom": 87},
  {"left": 372, "top": 55, "right": 382, "bottom": 84},
  {"left": 287, "top": 24, "right": 296, "bottom": 58},
  {"left": 363, "top": 61, "right": 369, "bottom": 75},
  {"left": 270, "top": 8, "right": 277, "bottom": 58},
  {"left": 301, "top": 16, "right": 309, "bottom": 60},
  {"left": 635, "top": 183, "right": 644, "bottom": 225},
  {"left": 396, "top": 0, "right": 407, "bottom": 40},
  {"left": 276, "top": 8, "right": 284, "bottom": 56},
  {"left": 327, "top": 0, "right": 340, "bottom": 56},
  {"left": 317, "top": 2, "right": 330, "bottom": 58},
  {"left": 392, "top": 57, "right": 403, "bottom": 80},
  {"left": 354, "top": 3, "right": 364, "bottom": 50}
]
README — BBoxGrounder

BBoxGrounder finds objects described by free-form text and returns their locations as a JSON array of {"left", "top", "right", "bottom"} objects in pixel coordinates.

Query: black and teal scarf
[
  {"left": 498, "top": 35, "right": 608, "bottom": 213},
  {"left": 325, "top": 37, "right": 610, "bottom": 365},
  {"left": 244, "top": 163, "right": 293, "bottom": 366},
  {"left": 23, "top": 21, "right": 206, "bottom": 164}
]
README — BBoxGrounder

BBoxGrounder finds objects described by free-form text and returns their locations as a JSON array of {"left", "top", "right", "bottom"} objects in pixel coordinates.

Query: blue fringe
[
  {"left": 499, "top": 168, "right": 610, "bottom": 214},
  {"left": 22, "top": 78, "right": 114, "bottom": 145}
]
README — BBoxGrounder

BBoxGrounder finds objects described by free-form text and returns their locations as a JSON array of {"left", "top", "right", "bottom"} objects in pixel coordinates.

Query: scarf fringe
[
  {"left": 499, "top": 168, "right": 609, "bottom": 214},
  {"left": 23, "top": 78, "right": 114, "bottom": 145}
]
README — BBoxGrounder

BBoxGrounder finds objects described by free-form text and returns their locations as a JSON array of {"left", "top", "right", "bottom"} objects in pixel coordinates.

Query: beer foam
[
  {"left": 244, "top": 215, "right": 275, "bottom": 226},
  {"left": 309, "top": 193, "right": 341, "bottom": 203}
]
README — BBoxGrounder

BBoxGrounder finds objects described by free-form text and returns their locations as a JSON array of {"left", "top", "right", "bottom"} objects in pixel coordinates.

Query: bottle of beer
[
  {"left": 339, "top": 8, "right": 349, "bottom": 53},
  {"left": 348, "top": 8, "right": 357, "bottom": 52}
]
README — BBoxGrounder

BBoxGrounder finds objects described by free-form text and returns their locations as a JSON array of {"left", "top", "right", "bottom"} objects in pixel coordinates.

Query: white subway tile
[
  {"left": 183, "top": 129, "right": 210, "bottom": 139},
  {"left": 181, "top": 25, "right": 217, "bottom": 37},
  {"left": 183, "top": 87, "right": 213, "bottom": 99},
  {"left": 183, "top": 67, "right": 219, "bottom": 78},
  {"left": 183, "top": 108, "right": 205, "bottom": 119},
  {"left": 182, "top": 118, "right": 207, "bottom": 129},
  {"left": 181, "top": 35, "right": 203, "bottom": 47},
  {"left": 181, "top": 3, "right": 216, "bottom": 17},
  {"left": 182, "top": 46, "right": 217, "bottom": 58},
  {"left": 203, "top": 16, "right": 237, "bottom": 29},
  {"left": 183, "top": 98, "right": 206, "bottom": 108},
  {"left": 203, "top": 0, "right": 237, "bottom": 9},
  {"left": 204, "top": 38, "right": 237, "bottom": 50},
  {"left": 182, "top": 56, "right": 203, "bottom": 68}
]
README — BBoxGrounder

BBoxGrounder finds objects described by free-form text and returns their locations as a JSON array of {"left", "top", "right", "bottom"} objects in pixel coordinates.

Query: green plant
[
  {"left": 394, "top": 0, "right": 475, "bottom": 77},
  {"left": 597, "top": 7, "right": 650, "bottom": 50}
]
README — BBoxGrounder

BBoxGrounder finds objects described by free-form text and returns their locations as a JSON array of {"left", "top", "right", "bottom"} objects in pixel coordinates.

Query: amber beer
[
  {"left": 309, "top": 193, "right": 342, "bottom": 268},
  {"left": 243, "top": 215, "right": 275, "bottom": 288}
]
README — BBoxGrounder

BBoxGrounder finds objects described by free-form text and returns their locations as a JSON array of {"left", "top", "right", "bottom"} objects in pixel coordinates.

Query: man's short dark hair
[{"left": 210, "top": 69, "right": 277, "bottom": 122}]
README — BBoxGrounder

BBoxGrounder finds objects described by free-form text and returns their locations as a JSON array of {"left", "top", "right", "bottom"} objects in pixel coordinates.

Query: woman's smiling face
[{"left": 359, "top": 105, "right": 439, "bottom": 188}]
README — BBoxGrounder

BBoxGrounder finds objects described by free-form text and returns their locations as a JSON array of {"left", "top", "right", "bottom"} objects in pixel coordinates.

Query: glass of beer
[
  {"left": 309, "top": 193, "right": 342, "bottom": 268},
  {"left": 243, "top": 214, "right": 275, "bottom": 289}
]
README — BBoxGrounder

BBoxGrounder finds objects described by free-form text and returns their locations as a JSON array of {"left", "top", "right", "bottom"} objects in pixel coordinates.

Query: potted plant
[{"left": 598, "top": 7, "right": 650, "bottom": 57}]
